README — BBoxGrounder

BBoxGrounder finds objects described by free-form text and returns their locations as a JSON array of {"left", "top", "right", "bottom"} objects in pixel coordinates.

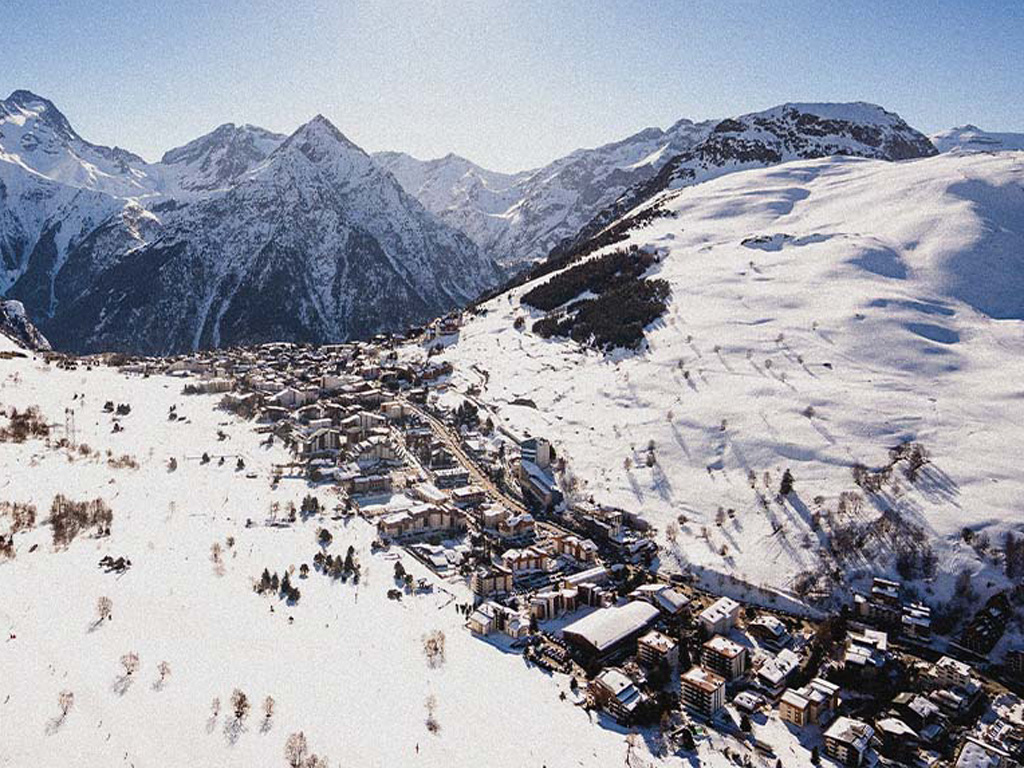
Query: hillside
[
  {"left": 0, "top": 334, "right": 690, "bottom": 768},
  {"left": 435, "top": 150, "right": 1024, "bottom": 602}
]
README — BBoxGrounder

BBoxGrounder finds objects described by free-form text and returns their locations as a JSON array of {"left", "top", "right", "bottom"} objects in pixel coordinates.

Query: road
[{"left": 400, "top": 398, "right": 533, "bottom": 517}]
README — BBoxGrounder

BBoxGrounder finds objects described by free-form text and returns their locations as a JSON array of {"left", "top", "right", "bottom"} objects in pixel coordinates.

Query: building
[
  {"left": 933, "top": 656, "right": 975, "bottom": 689},
  {"left": 637, "top": 630, "right": 679, "bottom": 669},
  {"left": 698, "top": 596, "right": 740, "bottom": 636},
  {"left": 500, "top": 546, "right": 548, "bottom": 575},
  {"left": 470, "top": 565, "right": 513, "bottom": 597},
  {"left": 628, "top": 583, "right": 691, "bottom": 617},
  {"left": 1007, "top": 648, "right": 1024, "bottom": 678},
  {"left": 529, "top": 588, "right": 579, "bottom": 621},
  {"left": 748, "top": 614, "right": 791, "bottom": 650},
  {"left": 376, "top": 504, "right": 465, "bottom": 542},
  {"left": 824, "top": 717, "right": 874, "bottom": 767},
  {"left": 589, "top": 668, "right": 647, "bottom": 724},
  {"left": 779, "top": 688, "right": 810, "bottom": 727},
  {"left": 520, "top": 437, "right": 552, "bottom": 470},
  {"left": 702, "top": 635, "right": 747, "bottom": 681},
  {"left": 955, "top": 737, "right": 1010, "bottom": 768},
  {"left": 844, "top": 628, "right": 888, "bottom": 676},
  {"left": 561, "top": 601, "right": 661, "bottom": 660},
  {"left": 756, "top": 648, "right": 801, "bottom": 698},
  {"left": 681, "top": 666, "right": 726, "bottom": 718}
]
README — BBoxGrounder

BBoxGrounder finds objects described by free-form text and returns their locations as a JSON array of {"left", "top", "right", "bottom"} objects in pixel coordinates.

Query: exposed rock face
[{"left": 0, "top": 299, "right": 50, "bottom": 350}]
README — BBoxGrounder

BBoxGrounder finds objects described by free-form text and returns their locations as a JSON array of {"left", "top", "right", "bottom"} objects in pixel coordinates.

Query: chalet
[
  {"left": 545, "top": 532, "right": 599, "bottom": 564},
  {"left": 500, "top": 546, "right": 547, "bottom": 575},
  {"left": 779, "top": 688, "right": 811, "bottom": 727},
  {"left": 451, "top": 485, "right": 487, "bottom": 508},
  {"left": 702, "top": 635, "right": 748, "bottom": 681},
  {"left": 824, "top": 716, "right": 874, "bottom": 767},
  {"left": 377, "top": 504, "right": 465, "bottom": 542},
  {"left": 496, "top": 511, "right": 535, "bottom": 542},
  {"left": 467, "top": 600, "right": 528, "bottom": 639},
  {"left": 755, "top": 647, "right": 800, "bottom": 697},
  {"left": 844, "top": 628, "right": 888, "bottom": 676},
  {"left": 681, "top": 666, "right": 726, "bottom": 717},
  {"left": 434, "top": 467, "right": 470, "bottom": 489},
  {"left": 698, "top": 596, "right": 740, "bottom": 636},
  {"left": 875, "top": 718, "right": 919, "bottom": 764},
  {"left": 748, "top": 614, "right": 791, "bottom": 650},
  {"left": 350, "top": 473, "right": 392, "bottom": 496},
  {"left": 779, "top": 677, "right": 839, "bottom": 726},
  {"left": 589, "top": 668, "right": 647, "bottom": 724}
]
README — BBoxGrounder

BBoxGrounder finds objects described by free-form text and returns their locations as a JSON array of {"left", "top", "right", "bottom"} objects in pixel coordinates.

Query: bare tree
[
  {"left": 210, "top": 697, "right": 221, "bottom": 718},
  {"left": 305, "top": 755, "right": 329, "bottom": 768},
  {"left": 58, "top": 690, "right": 74, "bottom": 719},
  {"left": 211, "top": 542, "right": 225, "bottom": 576},
  {"left": 155, "top": 661, "right": 171, "bottom": 689},
  {"left": 231, "top": 688, "right": 250, "bottom": 721},
  {"left": 285, "top": 731, "right": 309, "bottom": 768},
  {"left": 95, "top": 595, "right": 113, "bottom": 626},
  {"left": 423, "top": 630, "right": 446, "bottom": 669},
  {"left": 665, "top": 521, "right": 679, "bottom": 545},
  {"left": 425, "top": 694, "right": 440, "bottom": 734},
  {"left": 121, "top": 652, "right": 140, "bottom": 677},
  {"left": 261, "top": 695, "right": 276, "bottom": 733}
]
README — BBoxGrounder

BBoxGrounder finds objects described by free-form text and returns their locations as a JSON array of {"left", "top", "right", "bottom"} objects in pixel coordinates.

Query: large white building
[{"left": 698, "top": 596, "right": 740, "bottom": 635}]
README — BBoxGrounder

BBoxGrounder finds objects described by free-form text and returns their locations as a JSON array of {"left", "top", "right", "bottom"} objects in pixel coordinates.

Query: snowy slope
[
  {"left": 376, "top": 118, "right": 713, "bottom": 267},
  {"left": 931, "top": 125, "right": 1024, "bottom": 153},
  {"left": 0, "top": 342, "right": 768, "bottom": 768},
  {"left": 437, "top": 150, "right": 1024, "bottom": 601},
  {"left": 0, "top": 91, "right": 500, "bottom": 354}
]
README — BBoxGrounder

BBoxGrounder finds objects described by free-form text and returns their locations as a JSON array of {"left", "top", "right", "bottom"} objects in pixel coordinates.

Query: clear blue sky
[{"left": 3, "top": 0, "right": 1023, "bottom": 172}]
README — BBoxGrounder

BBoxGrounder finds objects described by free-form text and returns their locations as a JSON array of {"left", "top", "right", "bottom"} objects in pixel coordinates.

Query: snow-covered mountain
[
  {"left": 375, "top": 118, "right": 713, "bottom": 267},
  {"left": 930, "top": 124, "right": 1024, "bottom": 153},
  {"left": 0, "top": 91, "right": 501, "bottom": 354},
  {"left": 431, "top": 149, "right": 1024, "bottom": 601},
  {"left": 378, "top": 103, "right": 937, "bottom": 269}
]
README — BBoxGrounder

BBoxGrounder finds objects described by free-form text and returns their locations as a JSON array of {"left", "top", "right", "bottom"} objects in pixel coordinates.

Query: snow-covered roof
[{"left": 562, "top": 601, "right": 659, "bottom": 653}]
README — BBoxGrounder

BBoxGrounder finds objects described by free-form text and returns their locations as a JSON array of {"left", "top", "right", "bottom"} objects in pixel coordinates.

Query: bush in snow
[
  {"left": 284, "top": 731, "right": 308, "bottom": 767},
  {"left": 95, "top": 596, "right": 113, "bottom": 626}
]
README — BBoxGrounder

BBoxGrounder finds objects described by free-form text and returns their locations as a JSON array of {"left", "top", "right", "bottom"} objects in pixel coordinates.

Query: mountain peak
[{"left": 2, "top": 89, "right": 78, "bottom": 141}]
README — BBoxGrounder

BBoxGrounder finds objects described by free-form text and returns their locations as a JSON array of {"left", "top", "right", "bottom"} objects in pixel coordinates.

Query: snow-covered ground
[
  {"left": 0, "top": 335, "right": 776, "bottom": 767},
  {"left": 439, "top": 150, "right": 1024, "bottom": 601}
]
